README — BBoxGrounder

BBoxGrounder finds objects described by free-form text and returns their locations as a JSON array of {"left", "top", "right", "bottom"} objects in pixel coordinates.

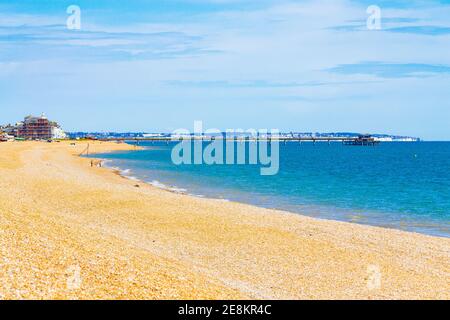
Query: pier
[{"left": 95, "top": 135, "right": 380, "bottom": 145}]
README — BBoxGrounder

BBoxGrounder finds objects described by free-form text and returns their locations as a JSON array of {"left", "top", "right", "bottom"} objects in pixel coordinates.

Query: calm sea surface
[{"left": 96, "top": 141, "right": 450, "bottom": 237}]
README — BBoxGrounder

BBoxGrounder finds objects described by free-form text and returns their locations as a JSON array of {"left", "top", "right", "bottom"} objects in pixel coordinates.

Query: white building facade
[{"left": 51, "top": 126, "right": 68, "bottom": 139}]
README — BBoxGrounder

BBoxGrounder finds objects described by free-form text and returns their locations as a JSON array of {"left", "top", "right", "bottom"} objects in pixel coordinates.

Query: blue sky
[{"left": 0, "top": 0, "right": 449, "bottom": 140}]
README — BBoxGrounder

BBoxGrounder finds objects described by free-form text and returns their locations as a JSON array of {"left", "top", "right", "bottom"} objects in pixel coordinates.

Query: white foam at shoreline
[
  {"left": 149, "top": 180, "right": 187, "bottom": 194},
  {"left": 101, "top": 161, "right": 141, "bottom": 181},
  {"left": 102, "top": 160, "right": 231, "bottom": 201}
]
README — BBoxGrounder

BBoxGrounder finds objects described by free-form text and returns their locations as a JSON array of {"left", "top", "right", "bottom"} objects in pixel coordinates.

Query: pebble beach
[{"left": 0, "top": 141, "right": 449, "bottom": 299}]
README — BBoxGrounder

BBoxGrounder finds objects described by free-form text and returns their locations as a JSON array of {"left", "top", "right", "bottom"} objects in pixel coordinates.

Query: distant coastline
[{"left": 66, "top": 131, "right": 421, "bottom": 142}]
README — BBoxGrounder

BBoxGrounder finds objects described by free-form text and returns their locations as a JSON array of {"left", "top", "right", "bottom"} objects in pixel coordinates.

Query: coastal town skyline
[
  {"left": 1, "top": 0, "right": 449, "bottom": 140},
  {"left": 1, "top": 113, "right": 421, "bottom": 142}
]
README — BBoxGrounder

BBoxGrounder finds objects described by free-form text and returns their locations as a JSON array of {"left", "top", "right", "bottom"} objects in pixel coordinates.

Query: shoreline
[
  {"left": 1, "top": 140, "right": 449, "bottom": 299},
  {"left": 97, "top": 147, "right": 449, "bottom": 239}
]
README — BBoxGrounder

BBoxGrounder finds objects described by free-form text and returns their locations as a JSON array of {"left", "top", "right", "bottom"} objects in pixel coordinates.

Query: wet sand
[{"left": 0, "top": 141, "right": 449, "bottom": 299}]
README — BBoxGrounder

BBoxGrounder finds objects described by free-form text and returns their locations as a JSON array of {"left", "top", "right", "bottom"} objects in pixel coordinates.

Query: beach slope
[{"left": 0, "top": 141, "right": 449, "bottom": 299}]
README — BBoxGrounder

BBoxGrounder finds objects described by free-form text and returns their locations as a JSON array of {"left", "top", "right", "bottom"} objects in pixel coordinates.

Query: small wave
[
  {"left": 107, "top": 165, "right": 141, "bottom": 182},
  {"left": 120, "top": 170, "right": 141, "bottom": 181},
  {"left": 102, "top": 161, "right": 205, "bottom": 198},
  {"left": 149, "top": 180, "right": 187, "bottom": 194},
  {"left": 190, "top": 194, "right": 205, "bottom": 198},
  {"left": 169, "top": 186, "right": 188, "bottom": 193},
  {"left": 121, "top": 169, "right": 131, "bottom": 175},
  {"left": 101, "top": 160, "right": 117, "bottom": 170},
  {"left": 117, "top": 168, "right": 139, "bottom": 180}
]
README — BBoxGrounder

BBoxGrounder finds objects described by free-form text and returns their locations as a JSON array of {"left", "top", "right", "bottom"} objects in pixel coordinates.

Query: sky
[{"left": 0, "top": 0, "right": 449, "bottom": 140}]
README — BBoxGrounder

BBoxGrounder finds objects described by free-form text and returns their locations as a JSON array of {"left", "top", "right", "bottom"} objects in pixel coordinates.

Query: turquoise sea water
[{"left": 96, "top": 141, "right": 450, "bottom": 237}]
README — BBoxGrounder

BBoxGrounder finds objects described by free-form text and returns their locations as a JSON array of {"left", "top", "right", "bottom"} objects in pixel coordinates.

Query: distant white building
[
  {"left": 143, "top": 133, "right": 165, "bottom": 138},
  {"left": 170, "top": 133, "right": 192, "bottom": 139},
  {"left": 374, "top": 136, "right": 419, "bottom": 142},
  {"left": 394, "top": 137, "right": 419, "bottom": 142},
  {"left": 51, "top": 126, "right": 68, "bottom": 139},
  {"left": 374, "top": 137, "right": 394, "bottom": 142}
]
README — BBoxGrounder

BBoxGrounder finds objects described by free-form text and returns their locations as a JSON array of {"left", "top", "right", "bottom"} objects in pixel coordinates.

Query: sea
[{"left": 94, "top": 141, "right": 450, "bottom": 238}]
